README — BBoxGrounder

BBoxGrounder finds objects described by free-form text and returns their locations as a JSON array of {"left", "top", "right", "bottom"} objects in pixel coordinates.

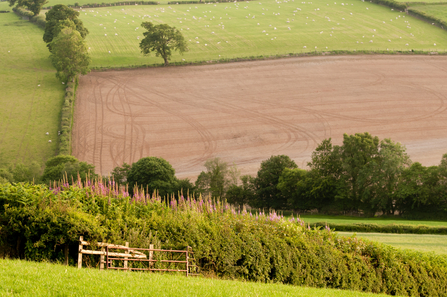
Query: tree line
[{"left": 2, "top": 133, "right": 446, "bottom": 218}]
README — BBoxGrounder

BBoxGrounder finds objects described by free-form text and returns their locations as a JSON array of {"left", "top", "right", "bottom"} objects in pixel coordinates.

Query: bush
[
  {"left": 1, "top": 181, "right": 447, "bottom": 296},
  {"left": 30, "top": 15, "right": 46, "bottom": 28},
  {"left": 313, "top": 222, "right": 447, "bottom": 235},
  {"left": 12, "top": 6, "right": 34, "bottom": 17},
  {"left": 366, "top": 0, "right": 407, "bottom": 11}
]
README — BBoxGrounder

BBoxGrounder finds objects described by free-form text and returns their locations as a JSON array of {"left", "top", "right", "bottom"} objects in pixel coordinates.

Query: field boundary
[
  {"left": 59, "top": 79, "right": 77, "bottom": 155},
  {"left": 90, "top": 49, "right": 447, "bottom": 72},
  {"left": 313, "top": 222, "right": 447, "bottom": 234}
]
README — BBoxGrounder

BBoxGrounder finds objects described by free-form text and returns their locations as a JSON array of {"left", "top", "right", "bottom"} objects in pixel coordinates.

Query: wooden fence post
[
  {"left": 100, "top": 247, "right": 105, "bottom": 270},
  {"left": 124, "top": 242, "right": 129, "bottom": 271},
  {"left": 149, "top": 244, "right": 154, "bottom": 267},
  {"left": 78, "top": 236, "right": 83, "bottom": 269}
]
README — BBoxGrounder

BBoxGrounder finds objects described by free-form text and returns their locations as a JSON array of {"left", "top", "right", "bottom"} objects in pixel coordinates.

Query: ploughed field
[{"left": 73, "top": 55, "right": 447, "bottom": 178}]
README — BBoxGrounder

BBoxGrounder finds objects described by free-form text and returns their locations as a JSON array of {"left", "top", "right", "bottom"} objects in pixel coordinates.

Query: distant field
[
  {"left": 299, "top": 215, "right": 447, "bottom": 227},
  {"left": 0, "top": 259, "right": 391, "bottom": 297},
  {"left": 0, "top": 10, "right": 65, "bottom": 167},
  {"left": 67, "top": 0, "right": 447, "bottom": 68},
  {"left": 340, "top": 232, "right": 447, "bottom": 255},
  {"left": 410, "top": 4, "right": 447, "bottom": 22}
]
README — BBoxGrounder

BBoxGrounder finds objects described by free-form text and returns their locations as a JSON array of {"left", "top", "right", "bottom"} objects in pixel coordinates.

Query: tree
[
  {"left": 8, "top": 0, "right": 47, "bottom": 16},
  {"left": 358, "top": 139, "right": 411, "bottom": 215},
  {"left": 127, "top": 157, "right": 176, "bottom": 197},
  {"left": 139, "top": 22, "right": 187, "bottom": 66},
  {"left": 49, "top": 26, "right": 91, "bottom": 82},
  {"left": 225, "top": 175, "right": 256, "bottom": 206},
  {"left": 42, "top": 155, "right": 96, "bottom": 183},
  {"left": 253, "top": 155, "right": 297, "bottom": 210},
  {"left": 110, "top": 163, "right": 131, "bottom": 187},
  {"left": 43, "top": 5, "right": 89, "bottom": 51},
  {"left": 195, "top": 158, "right": 239, "bottom": 199}
]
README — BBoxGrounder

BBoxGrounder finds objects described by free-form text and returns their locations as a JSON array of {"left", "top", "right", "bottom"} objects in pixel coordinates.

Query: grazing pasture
[
  {"left": 0, "top": 259, "right": 390, "bottom": 297},
  {"left": 75, "top": 0, "right": 447, "bottom": 67},
  {"left": 410, "top": 4, "right": 447, "bottom": 23},
  {"left": 0, "top": 11, "right": 65, "bottom": 166},
  {"left": 299, "top": 215, "right": 447, "bottom": 227},
  {"left": 340, "top": 232, "right": 447, "bottom": 255}
]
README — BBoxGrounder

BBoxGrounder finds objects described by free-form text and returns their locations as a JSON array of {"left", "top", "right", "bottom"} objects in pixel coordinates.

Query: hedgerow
[
  {"left": 312, "top": 222, "right": 447, "bottom": 235},
  {"left": 59, "top": 80, "right": 77, "bottom": 155},
  {"left": 1, "top": 181, "right": 447, "bottom": 296}
]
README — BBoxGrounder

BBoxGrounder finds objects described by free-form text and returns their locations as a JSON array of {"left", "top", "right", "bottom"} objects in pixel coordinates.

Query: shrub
[{"left": 1, "top": 181, "right": 447, "bottom": 296}]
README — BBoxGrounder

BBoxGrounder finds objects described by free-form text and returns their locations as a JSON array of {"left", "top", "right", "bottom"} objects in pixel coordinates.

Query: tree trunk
[{"left": 164, "top": 57, "right": 169, "bottom": 66}]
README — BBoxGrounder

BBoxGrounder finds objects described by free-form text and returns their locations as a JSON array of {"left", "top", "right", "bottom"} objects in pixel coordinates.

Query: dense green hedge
[
  {"left": 12, "top": 6, "right": 34, "bottom": 17},
  {"left": 368, "top": 0, "right": 407, "bottom": 11},
  {"left": 1, "top": 182, "right": 447, "bottom": 296},
  {"left": 43, "top": 1, "right": 158, "bottom": 9},
  {"left": 313, "top": 222, "right": 447, "bottom": 235},
  {"left": 59, "top": 80, "right": 77, "bottom": 155},
  {"left": 30, "top": 15, "right": 46, "bottom": 28}
]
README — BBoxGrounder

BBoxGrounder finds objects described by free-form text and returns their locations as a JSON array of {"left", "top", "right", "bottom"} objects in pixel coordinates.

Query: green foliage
[
  {"left": 195, "top": 158, "right": 239, "bottom": 199},
  {"left": 12, "top": 5, "right": 34, "bottom": 17},
  {"left": 253, "top": 155, "right": 297, "bottom": 209},
  {"left": 1, "top": 182, "right": 447, "bottom": 296},
  {"left": 368, "top": 0, "right": 408, "bottom": 10},
  {"left": 139, "top": 21, "right": 188, "bottom": 66},
  {"left": 43, "top": 4, "right": 88, "bottom": 51},
  {"left": 49, "top": 26, "right": 91, "bottom": 82},
  {"left": 226, "top": 175, "right": 255, "bottom": 206},
  {"left": 127, "top": 157, "right": 176, "bottom": 197},
  {"left": 41, "top": 155, "right": 96, "bottom": 183},
  {"left": 9, "top": 0, "right": 47, "bottom": 16},
  {"left": 30, "top": 14, "right": 46, "bottom": 28},
  {"left": 313, "top": 222, "right": 447, "bottom": 235},
  {"left": 110, "top": 162, "right": 131, "bottom": 186}
]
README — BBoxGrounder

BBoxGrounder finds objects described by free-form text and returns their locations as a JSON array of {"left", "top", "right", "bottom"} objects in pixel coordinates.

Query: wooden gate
[{"left": 78, "top": 236, "right": 199, "bottom": 276}]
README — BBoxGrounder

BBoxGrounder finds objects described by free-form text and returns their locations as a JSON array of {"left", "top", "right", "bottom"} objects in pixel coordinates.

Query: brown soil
[{"left": 73, "top": 55, "right": 447, "bottom": 179}]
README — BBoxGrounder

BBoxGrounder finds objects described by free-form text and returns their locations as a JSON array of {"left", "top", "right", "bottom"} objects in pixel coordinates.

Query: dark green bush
[
  {"left": 408, "top": 8, "right": 447, "bottom": 30},
  {"left": 368, "top": 0, "right": 407, "bottom": 11}
]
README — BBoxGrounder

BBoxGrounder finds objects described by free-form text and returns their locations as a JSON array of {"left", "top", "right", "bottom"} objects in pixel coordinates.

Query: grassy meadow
[
  {"left": 410, "top": 4, "right": 447, "bottom": 22},
  {"left": 0, "top": 10, "right": 65, "bottom": 167},
  {"left": 340, "top": 232, "right": 447, "bottom": 255},
  {"left": 0, "top": 259, "right": 393, "bottom": 297},
  {"left": 63, "top": 0, "right": 447, "bottom": 67},
  {"left": 299, "top": 215, "right": 447, "bottom": 227}
]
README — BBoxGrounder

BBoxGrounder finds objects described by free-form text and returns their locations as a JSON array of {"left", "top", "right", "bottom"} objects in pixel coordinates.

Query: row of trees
[
  {"left": 109, "top": 133, "right": 447, "bottom": 218},
  {"left": 2, "top": 133, "right": 446, "bottom": 218}
]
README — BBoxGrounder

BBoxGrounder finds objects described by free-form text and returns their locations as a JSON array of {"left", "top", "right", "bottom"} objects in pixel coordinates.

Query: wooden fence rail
[{"left": 78, "top": 236, "right": 199, "bottom": 276}]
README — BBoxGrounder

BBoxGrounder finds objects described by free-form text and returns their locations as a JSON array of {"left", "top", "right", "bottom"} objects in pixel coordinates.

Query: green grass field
[
  {"left": 299, "top": 215, "right": 447, "bottom": 227},
  {"left": 67, "top": 0, "right": 447, "bottom": 67},
  {"left": 0, "top": 259, "right": 392, "bottom": 297},
  {"left": 410, "top": 4, "right": 447, "bottom": 22},
  {"left": 0, "top": 10, "right": 65, "bottom": 167},
  {"left": 340, "top": 232, "right": 447, "bottom": 255}
]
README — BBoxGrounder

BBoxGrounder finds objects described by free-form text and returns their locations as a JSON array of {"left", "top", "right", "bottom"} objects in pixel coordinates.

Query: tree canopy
[
  {"left": 42, "top": 155, "right": 96, "bottom": 183},
  {"left": 139, "top": 22, "right": 187, "bottom": 66},
  {"left": 8, "top": 0, "right": 47, "bottom": 16},
  {"left": 49, "top": 26, "right": 91, "bottom": 82},
  {"left": 43, "top": 5, "right": 89, "bottom": 51},
  {"left": 195, "top": 158, "right": 239, "bottom": 199},
  {"left": 253, "top": 155, "right": 297, "bottom": 209},
  {"left": 127, "top": 157, "right": 176, "bottom": 197}
]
